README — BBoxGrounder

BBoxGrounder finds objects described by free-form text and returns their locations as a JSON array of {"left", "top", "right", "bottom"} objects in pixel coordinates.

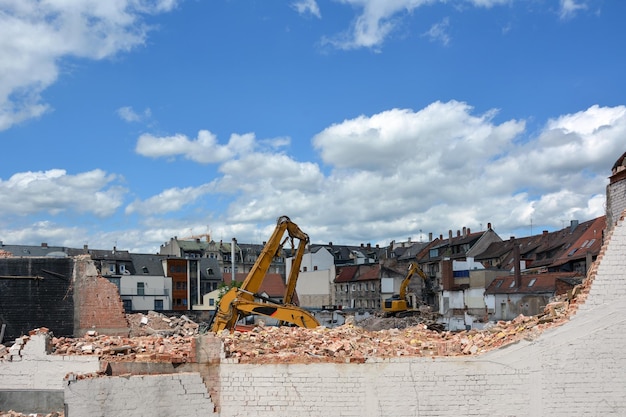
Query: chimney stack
[{"left": 513, "top": 238, "right": 522, "bottom": 288}]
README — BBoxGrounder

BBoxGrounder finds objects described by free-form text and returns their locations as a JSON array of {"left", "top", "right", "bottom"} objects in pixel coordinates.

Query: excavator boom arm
[{"left": 211, "top": 215, "right": 317, "bottom": 333}]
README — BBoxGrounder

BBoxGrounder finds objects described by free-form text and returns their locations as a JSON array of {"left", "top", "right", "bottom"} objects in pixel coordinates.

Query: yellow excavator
[
  {"left": 382, "top": 263, "right": 428, "bottom": 317},
  {"left": 210, "top": 215, "right": 320, "bottom": 333}
]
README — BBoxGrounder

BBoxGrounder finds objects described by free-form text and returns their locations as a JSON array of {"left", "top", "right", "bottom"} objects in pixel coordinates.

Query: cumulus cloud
[
  {"left": 0, "top": 0, "right": 179, "bottom": 131},
  {"left": 0, "top": 169, "right": 125, "bottom": 217},
  {"left": 117, "top": 106, "right": 152, "bottom": 122},
  {"left": 292, "top": 0, "right": 321, "bottom": 18},
  {"left": 3, "top": 102, "right": 618, "bottom": 252},
  {"left": 123, "top": 101, "right": 623, "bottom": 250},
  {"left": 135, "top": 130, "right": 287, "bottom": 163},
  {"left": 125, "top": 184, "right": 214, "bottom": 216}
]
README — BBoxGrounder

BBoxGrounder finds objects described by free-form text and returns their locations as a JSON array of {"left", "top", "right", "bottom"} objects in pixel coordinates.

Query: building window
[
  {"left": 528, "top": 278, "right": 537, "bottom": 287},
  {"left": 303, "top": 266, "right": 308, "bottom": 272},
  {"left": 429, "top": 249, "right": 438, "bottom": 258},
  {"left": 154, "top": 299, "right": 163, "bottom": 311},
  {"left": 142, "top": 266, "right": 149, "bottom": 274},
  {"left": 137, "top": 282, "right": 145, "bottom": 296},
  {"left": 314, "top": 266, "right": 318, "bottom": 271},
  {"left": 207, "top": 268, "right": 214, "bottom": 275},
  {"left": 122, "top": 299, "right": 132, "bottom": 311},
  {"left": 209, "top": 298, "right": 215, "bottom": 306}
]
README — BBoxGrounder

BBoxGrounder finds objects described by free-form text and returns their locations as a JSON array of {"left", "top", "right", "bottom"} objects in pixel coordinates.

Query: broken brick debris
[
  {"left": 219, "top": 309, "right": 565, "bottom": 364},
  {"left": 0, "top": 412, "right": 62, "bottom": 417},
  {"left": 0, "top": 285, "right": 578, "bottom": 367}
]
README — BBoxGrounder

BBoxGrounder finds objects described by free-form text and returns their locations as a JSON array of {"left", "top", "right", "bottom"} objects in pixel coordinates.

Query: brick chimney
[
  {"left": 442, "top": 259, "right": 454, "bottom": 290},
  {"left": 513, "top": 238, "right": 522, "bottom": 288}
]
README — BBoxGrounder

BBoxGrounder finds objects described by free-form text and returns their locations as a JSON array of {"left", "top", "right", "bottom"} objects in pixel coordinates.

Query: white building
[
  {"left": 119, "top": 274, "right": 173, "bottom": 311},
  {"left": 286, "top": 246, "right": 336, "bottom": 308}
]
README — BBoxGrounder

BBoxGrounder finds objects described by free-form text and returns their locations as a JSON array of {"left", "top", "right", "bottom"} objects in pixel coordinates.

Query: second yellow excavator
[
  {"left": 210, "top": 215, "right": 320, "bottom": 333},
  {"left": 382, "top": 263, "right": 428, "bottom": 317}
]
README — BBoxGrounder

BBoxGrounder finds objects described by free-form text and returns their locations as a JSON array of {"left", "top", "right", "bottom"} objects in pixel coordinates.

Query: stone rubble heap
[
  {"left": 126, "top": 310, "right": 202, "bottom": 337},
  {"left": 0, "top": 312, "right": 201, "bottom": 364},
  {"left": 0, "top": 291, "right": 576, "bottom": 366},
  {"left": 0, "top": 412, "right": 62, "bottom": 417},
  {"left": 219, "top": 305, "right": 567, "bottom": 364}
]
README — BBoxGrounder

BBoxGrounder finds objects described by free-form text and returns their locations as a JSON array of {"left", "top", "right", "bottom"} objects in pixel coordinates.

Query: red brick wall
[
  {"left": 441, "top": 259, "right": 454, "bottom": 290},
  {"left": 74, "top": 257, "right": 129, "bottom": 337}
]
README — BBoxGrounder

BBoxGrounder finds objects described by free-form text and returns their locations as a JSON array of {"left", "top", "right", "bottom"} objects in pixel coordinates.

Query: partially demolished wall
[{"left": 0, "top": 257, "right": 74, "bottom": 341}]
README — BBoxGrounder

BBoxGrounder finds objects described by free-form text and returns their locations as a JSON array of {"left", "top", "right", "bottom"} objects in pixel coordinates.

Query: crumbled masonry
[
  {"left": 0, "top": 280, "right": 587, "bottom": 417},
  {"left": 0, "top": 286, "right": 578, "bottom": 366}
]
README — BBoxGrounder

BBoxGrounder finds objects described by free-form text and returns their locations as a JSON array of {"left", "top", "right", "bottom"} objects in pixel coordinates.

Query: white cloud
[
  {"left": 123, "top": 101, "right": 622, "bottom": 250},
  {"left": 0, "top": 169, "right": 125, "bottom": 217},
  {"left": 422, "top": 17, "right": 451, "bottom": 46},
  {"left": 559, "top": 0, "right": 588, "bottom": 19},
  {"left": 0, "top": 0, "right": 179, "bottom": 131},
  {"left": 3, "top": 102, "right": 621, "bottom": 253},
  {"left": 292, "top": 0, "right": 321, "bottom": 18},
  {"left": 117, "top": 106, "right": 152, "bottom": 122},
  {"left": 135, "top": 130, "right": 286, "bottom": 164},
  {"left": 125, "top": 184, "right": 214, "bottom": 216}
]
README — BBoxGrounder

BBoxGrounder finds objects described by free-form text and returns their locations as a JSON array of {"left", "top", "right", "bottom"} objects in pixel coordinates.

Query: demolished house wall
[{"left": 73, "top": 256, "right": 130, "bottom": 337}]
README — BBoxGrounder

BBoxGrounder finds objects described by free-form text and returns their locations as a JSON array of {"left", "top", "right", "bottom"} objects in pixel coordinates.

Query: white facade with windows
[{"left": 118, "top": 274, "right": 173, "bottom": 311}]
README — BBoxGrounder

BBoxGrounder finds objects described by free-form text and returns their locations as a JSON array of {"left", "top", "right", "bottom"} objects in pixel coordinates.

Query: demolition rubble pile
[
  {"left": 356, "top": 310, "right": 445, "bottom": 332},
  {"left": 221, "top": 282, "right": 585, "bottom": 363},
  {"left": 1, "top": 289, "right": 580, "bottom": 366},
  {"left": 54, "top": 311, "right": 200, "bottom": 362},
  {"left": 0, "top": 311, "right": 201, "bottom": 364},
  {"left": 219, "top": 307, "right": 563, "bottom": 364}
]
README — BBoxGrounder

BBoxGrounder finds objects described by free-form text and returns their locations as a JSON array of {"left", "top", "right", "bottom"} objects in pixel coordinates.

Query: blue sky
[{"left": 1, "top": 0, "right": 625, "bottom": 253}]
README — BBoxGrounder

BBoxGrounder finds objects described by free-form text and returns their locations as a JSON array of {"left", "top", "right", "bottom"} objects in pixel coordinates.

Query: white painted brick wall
[
  {"left": 0, "top": 334, "right": 99, "bottom": 390},
  {"left": 64, "top": 372, "right": 215, "bottom": 416}
]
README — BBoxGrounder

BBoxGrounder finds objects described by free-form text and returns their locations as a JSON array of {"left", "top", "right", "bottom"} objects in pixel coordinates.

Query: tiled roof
[
  {"left": 485, "top": 272, "right": 580, "bottom": 295},
  {"left": 551, "top": 216, "right": 605, "bottom": 267},
  {"left": 354, "top": 264, "right": 380, "bottom": 282},
  {"left": 334, "top": 264, "right": 380, "bottom": 283},
  {"left": 334, "top": 265, "right": 358, "bottom": 283},
  {"left": 475, "top": 216, "right": 605, "bottom": 272}
]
